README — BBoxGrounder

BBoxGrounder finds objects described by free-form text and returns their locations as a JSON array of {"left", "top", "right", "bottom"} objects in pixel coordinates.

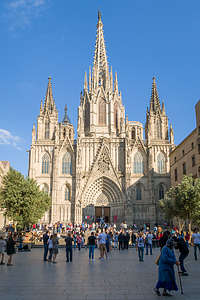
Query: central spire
[{"left": 93, "top": 11, "right": 109, "bottom": 89}]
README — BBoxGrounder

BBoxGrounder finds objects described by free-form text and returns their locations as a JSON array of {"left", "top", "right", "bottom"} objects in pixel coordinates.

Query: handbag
[{"left": 155, "top": 254, "right": 161, "bottom": 265}]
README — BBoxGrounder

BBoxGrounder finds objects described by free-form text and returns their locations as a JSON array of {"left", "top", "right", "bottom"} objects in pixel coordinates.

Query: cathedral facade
[{"left": 29, "top": 13, "right": 174, "bottom": 226}]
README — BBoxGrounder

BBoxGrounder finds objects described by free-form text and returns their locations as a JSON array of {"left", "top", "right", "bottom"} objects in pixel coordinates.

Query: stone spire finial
[
  {"left": 93, "top": 11, "right": 109, "bottom": 90},
  {"left": 40, "top": 100, "right": 43, "bottom": 113},
  {"left": 63, "top": 104, "right": 69, "bottom": 123},
  {"left": 150, "top": 77, "right": 161, "bottom": 112},
  {"left": 162, "top": 101, "right": 166, "bottom": 115},
  {"left": 84, "top": 71, "right": 88, "bottom": 91},
  {"left": 114, "top": 72, "right": 118, "bottom": 93},
  {"left": 44, "top": 77, "right": 55, "bottom": 112}
]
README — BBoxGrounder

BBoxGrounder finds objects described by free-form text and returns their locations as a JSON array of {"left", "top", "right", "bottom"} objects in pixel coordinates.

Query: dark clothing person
[
  {"left": 118, "top": 233, "right": 125, "bottom": 250},
  {"left": 65, "top": 236, "right": 73, "bottom": 262},
  {"left": 88, "top": 234, "right": 96, "bottom": 260},
  {"left": 43, "top": 232, "right": 49, "bottom": 261},
  {"left": 6, "top": 237, "right": 16, "bottom": 256},
  {"left": 159, "top": 231, "right": 170, "bottom": 249},
  {"left": 124, "top": 232, "right": 130, "bottom": 249},
  {"left": 174, "top": 237, "right": 189, "bottom": 275}
]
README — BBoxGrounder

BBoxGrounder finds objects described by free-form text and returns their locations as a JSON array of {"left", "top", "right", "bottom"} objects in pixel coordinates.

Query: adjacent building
[
  {"left": 170, "top": 101, "right": 200, "bottom": 186},
  {"left": 0, "top": 161, "right": 10, "bottom": 228},
  {"left": 29, "top": 13, "right": 174, "bottom": 225}
]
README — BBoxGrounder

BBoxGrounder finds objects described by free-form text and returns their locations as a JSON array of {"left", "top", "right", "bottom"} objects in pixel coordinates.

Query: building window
[
  {"left": 174, "top": 157, "right": 176, "bottom": 163},
  {"left": 183, "top": 162, "right": 186, "bottom": 175},
  {"left": 159, "top": 184, "right": 164, "bottom": 200},
  {"left": 182, "top": 150, "right": 185, "bottom": 156},
  {"left": 62, "top": 152, "right": 72, "bottom": 175},
  {"left": 198, "top": 144, "right": 200, "bottom": 154},
  {"left": 131, "top": 128, "right": 136, "bottom": 139},
  {"left": 45, "top": 121, "right": 50, "bottom": 139},
  {"left": 114, "top": 102, "right": 118, "bottom": 131},
  {"left": 175, "top": 168, "right": 178, "bottom": 182},
  {"left": 191, "top": 142, "right": 194, "bottom": 149},
  {"left": 99, "top": 99, "right": 106, "bottom": 126},
  {"left": 42, "top": 153, "right": 50, "bottom": 174},
  {"left": 65, "top": 186, "right": 70, "bottom": 201},
  {"left": 157, "top": 152, "right": 165, "bottom": 174},
  {"left": 192, "top": 155, "right": 196, "bottom": 167},
  {"left": 133, "top": 152, "right": 144, "bottom": 174},
  {"left": 136, "top": 184, "right": 142, "bottom": 200}
]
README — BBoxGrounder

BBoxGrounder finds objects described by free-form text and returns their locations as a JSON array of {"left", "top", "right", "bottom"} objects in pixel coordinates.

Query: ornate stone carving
[{"left": 98, "top": 150, "right": 110, "bottom": 173}]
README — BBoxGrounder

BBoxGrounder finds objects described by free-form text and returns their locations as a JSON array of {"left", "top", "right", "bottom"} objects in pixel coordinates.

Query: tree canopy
[
  {"left": 160, "top": 175, "right": 200, "bottom": 230},
  {"left": 0, "top": 168, "right": 51, "bottom": 227}
]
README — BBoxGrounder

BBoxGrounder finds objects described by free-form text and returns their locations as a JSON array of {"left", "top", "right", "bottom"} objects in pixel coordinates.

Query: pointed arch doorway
[{"left": 82, "top": 177, "right": 123, "bottom": 223}]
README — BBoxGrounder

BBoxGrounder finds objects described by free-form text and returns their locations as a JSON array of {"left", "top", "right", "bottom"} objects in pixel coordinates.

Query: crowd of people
[{"left": 1, "top": 222, "right": 200, "bottom": 296}]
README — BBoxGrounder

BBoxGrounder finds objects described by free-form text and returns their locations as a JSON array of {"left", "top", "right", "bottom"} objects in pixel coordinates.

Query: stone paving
[{"left": 0, "top": 247, "right": 199, "bottom": 300}]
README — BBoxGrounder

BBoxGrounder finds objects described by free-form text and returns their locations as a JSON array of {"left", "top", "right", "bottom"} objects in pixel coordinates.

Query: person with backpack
[
  {"left": 136, "top": 232, "right": 145, "bottom": 262},
  {"left": 65, "top": 232, "right": 73, "bottom": 262}
]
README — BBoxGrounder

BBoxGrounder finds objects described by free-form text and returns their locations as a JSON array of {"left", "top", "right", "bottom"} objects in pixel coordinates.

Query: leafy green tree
[
  {"left": 0, "top": 168, "right": 51, "bottom": 228},
  {"left": 160, "top": 175, "right": 200, "bottom": 232}
]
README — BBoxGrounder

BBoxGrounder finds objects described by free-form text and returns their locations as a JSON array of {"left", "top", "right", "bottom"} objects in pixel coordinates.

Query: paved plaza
[{"left": 0, "top": 247, "right": 199, "bottom": 300}]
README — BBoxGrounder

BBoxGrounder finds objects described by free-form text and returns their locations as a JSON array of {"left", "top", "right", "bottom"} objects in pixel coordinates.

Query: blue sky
[{"left": 0, "top": 0, "right": 199, "bottom": 176}]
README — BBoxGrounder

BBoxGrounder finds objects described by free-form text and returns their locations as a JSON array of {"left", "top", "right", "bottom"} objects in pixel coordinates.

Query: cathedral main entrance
[{"left": 95, "top": 206, "right": 110, "bottom": 223}]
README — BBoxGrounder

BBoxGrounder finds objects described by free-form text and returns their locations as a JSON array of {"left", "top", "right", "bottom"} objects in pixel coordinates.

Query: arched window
[
  {"left": 157, "top": 152, "right": 165, "bottom": 174},
  {"left": 133, "top": 152, "right": 144, "bottom": 174},
  {"left": 114, "top": 102, "right": 118, "bottom": 130},
  {"left": 157, "top": 119, "right": 161, "bottom": 139},
  {"left": 99, "top": 99, "right": 106, "bottom": 126},
  {"left": 62, "top": 152, "right": 72, "bottom": 175},
  {"left": 65, "top": 186, "right": 70, "bottom": 201},
  {"left": 159, "top": 184, "right": 164, "bottom": 200},
  {"left": 42, "top": 153, "right": 50, "bottom": 174},
  {"left": 131, "top": 128, "right": 136, "bottom": 139},
  {"left": 45, "top": 121, "right": 50, "bottom": 139},
  {"left": 136, "top": 184, "right": 142, "bottom": 200},
  {"left": 84, "top": 100, "right": 90, "bottom": 130}
]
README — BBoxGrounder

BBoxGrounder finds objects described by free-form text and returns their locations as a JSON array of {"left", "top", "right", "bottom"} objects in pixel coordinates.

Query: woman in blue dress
[{"left": 154, "top": 239, "right": 179, "bottom": 296}]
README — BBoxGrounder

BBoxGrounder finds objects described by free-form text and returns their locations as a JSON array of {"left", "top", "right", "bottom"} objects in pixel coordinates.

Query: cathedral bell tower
[
  {"left": 37, "top": 77, "right": 58, "bottom": 141},
  {"left": 77, "top": 12, "right": 125, "bottom": 138}
]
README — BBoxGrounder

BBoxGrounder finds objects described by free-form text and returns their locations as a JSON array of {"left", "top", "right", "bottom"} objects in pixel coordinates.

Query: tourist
[
  {"left": 6, "top": 233, "right": 16, "bottom": 266},
  {"left": 118, "top": 230, "right": 125, "bottom": 251},
  {"left": 191, "top": 228, "right": 200, "bottom": 260},
  {"left": 88, "top": 231, "right": 96, "bottom": 260},
  {"left": 113, "top": 232, "right": 118, "bottom": 249},
  {"left": 52, "top": 234, "right": 59, "bottom": 263},
  {"left": 98, "top": 229, "right": 107, "bottom": 259},
  {"left": 145, "top": 231, "right": 153, "bottom": 255},
  {"left": 154, "top": 239, "right": 179, "bottom": 296},
  {"left": 136, "top": 232, "right": 145, "bottom": 262},
  {"left": 43, "top": 231, "right": 49, "bottom": 261},
  {"left": 76, "top": 233, "right": 82, "bottom": 251},
  {"left": 124, "top": 231, "right": 130, "bottom": 249},
  {"left": 159, "top": 230, "right": 171, "bottom": 249},
  {"left": 48, "top": 235, "right": 53, "bottom": 262},
  {"left": 174, "top": 235, "right": 189, "bottom": 276},
  {"left": 0, "top": 234, "right": 6, "bottom": 265},
  {"left": 65, "top": 232, "right": 73, "bottom": 262}
]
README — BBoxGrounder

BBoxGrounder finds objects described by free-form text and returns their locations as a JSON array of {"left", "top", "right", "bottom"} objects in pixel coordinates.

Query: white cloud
[
  {"left": 0, "top": 129, "right": 22, "bottom": 150},
  {"left": 4, "top": 0, "right": 50, "bottom": 30}
]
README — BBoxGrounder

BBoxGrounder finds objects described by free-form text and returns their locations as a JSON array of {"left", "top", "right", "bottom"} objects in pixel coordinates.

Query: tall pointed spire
[
  {"left": 84, "top": 72, "right": 88, "bottom": 91},
  {"left": 114, "top": 72, "right": 118, "bottom": 94},
  {"left": 63, "top": 104, "right": 69, "bottom": 123},
  {"left": 44, "top": 77, "right": 55, "bottom": 112},
  {"left": 93, "top": 11, "right": 109, "bottom": 89},
  {"left": 150, "top": 77, "right": 161, "bottom": 112}
]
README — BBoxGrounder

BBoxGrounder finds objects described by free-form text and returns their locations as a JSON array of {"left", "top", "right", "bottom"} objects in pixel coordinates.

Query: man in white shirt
[
  {"left": 98, "top": 230, "right": 107, "bottom": 259},
  {"left": 192, "top": 228, "right": 200, "bottom": 260}
]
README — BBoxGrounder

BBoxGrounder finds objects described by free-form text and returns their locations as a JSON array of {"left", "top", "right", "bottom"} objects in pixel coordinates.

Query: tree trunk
[{"left": 188, "top": 220, "right": 192, "bottom": 237}]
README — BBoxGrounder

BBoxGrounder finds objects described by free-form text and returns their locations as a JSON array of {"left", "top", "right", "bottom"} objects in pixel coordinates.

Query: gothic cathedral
[{"left": 29, "top": 13, "right": 174, "bottom": 226}]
